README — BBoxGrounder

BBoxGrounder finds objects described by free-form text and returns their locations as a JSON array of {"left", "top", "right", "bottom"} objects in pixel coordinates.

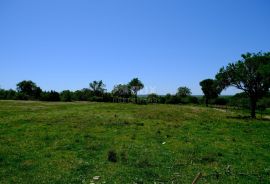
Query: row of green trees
[
  {"left": 0, "top": 78, "right": 199, "bottom": 104},
  {"left": 0, "top": 52, "right": 269, "bottom": 118},
  {"left": 1, "top": 80, "right": 269, "bottom": 117},
  {"left": 0, "top": 78, "right": 144, "bottom": 102},
  {"left": 0, "top": 79, "right": 251, "bottom": 105}
]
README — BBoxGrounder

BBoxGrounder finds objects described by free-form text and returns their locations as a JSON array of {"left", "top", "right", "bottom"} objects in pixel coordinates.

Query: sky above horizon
[{"left": 0, "top": 0, "right": 269, "bottom": 95}]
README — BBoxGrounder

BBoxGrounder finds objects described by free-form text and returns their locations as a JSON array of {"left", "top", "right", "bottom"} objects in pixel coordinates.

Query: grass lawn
[{"left": 0, "top": 101, "right": 269, "bottom": 183}]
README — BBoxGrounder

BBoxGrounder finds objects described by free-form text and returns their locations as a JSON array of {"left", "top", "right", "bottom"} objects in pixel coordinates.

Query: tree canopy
[
  {"left": 16, "top": 80, "right": 42, "bottom": 100},
  {"left": 200, "top": 79, "right": 221, "bottom": 106},
  {"left": 128, "top": 78, "right": 144, "bottom": 103},
  {"left": 89, "top": 80, "right": 106, "bottom": 97},
  {"left": 215, "top": 52, "right": 270, "bottom": 118},
  {"left": 176, "top": 87, "right": 191, "bottom": 97},
  {"left": 112, "top": 84, "right": 132, "bottom": 98}
]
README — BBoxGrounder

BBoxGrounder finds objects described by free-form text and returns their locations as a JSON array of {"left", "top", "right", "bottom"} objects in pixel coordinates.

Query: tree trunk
[{"left": 250, "top": 98, "right": 257, "bottom": 118}]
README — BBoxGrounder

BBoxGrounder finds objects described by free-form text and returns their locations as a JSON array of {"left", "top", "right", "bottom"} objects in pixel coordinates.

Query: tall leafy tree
[
  {"left": 112, "top": 84, "right": 131, "bottom": 98},
  {"left": 128, "top": 78, "right": 144, "bottom": 103},
  {"left": 89, "top": 80, "right": 106, "bottom": 97},
  {"left": 16, "top": 80, "right": 42, "bottom": 100},
  {"left": 200, "top": 79, "right": 221, "bottom": 107},
  {"left": 176, "top": 86, "right": 191, "bottom": 97},
  {"left": 216, "top": 52, "right": 270, "bottom": 118}
]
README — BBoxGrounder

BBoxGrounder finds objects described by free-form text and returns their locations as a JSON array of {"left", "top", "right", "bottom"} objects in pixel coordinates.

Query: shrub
[
  {"left": 41, "top": 91, "right": 60, "bottom": 101},
  {"left": 102, "top": 92, "right": 113, "bottom": 102},
  {"left": 73, "top": 89, "right": 92, "bottom": 101},
  {"left": 164, "top": 94, "right": 179, "bottom": 104},
  {"left": 60, "top": 90, "right": 72, "bottom": 102},
  {"left": 229, "top": 93, "right": 249, "bottom": 109},
  {"left": 0, "top": 89, "right": 17, "bottom": 100},
  {"left": 213, "top": 97, "right": 229, "bottom": 105},
  {"left": 188, "top": 96, "right": 199, "bottom": 104},
  {"left": 89, "top": 96, "right": 104, "bottom": 102},
  {"left": 137, "top": 98, "right": 147, "bottom": 105},
  {"left": 147, "top": 93, "right": 159, "bottom": 103},
  {"left": 257, "top": 97, "right": 270, "bottom": 115}
]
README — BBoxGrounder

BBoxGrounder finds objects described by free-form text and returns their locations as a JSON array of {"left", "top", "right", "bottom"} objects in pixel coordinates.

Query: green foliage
[
  {"left": 16, "top": 80, "right": 42, "bottom": 100},
  {"left": 40, "top": 91, "right": 60, "bottom": 101},
  {"left": 128, "top": 78, "right": 144, "bottom": 94},
  {"left": 89, "top": 96, "right": 104, "bottom": 102},
  {"left": 176, "top": 86, "right": 191, "bottom": 97},
  {"left": 186, "top": 96, "right": 199, "bottom": 104},
  {"left": 0, "top": 82, "right": 112, "bottom": 103},
  {"left": 73, "top": 88, "right": 93, "bottom": 101},
  {"left": 112, "top": 84, "right": 132, "bottom": 98},
  {"left": 216, "top": 52, "right": 270, "bottom": 118},
  {"left": 147, "top": 93, "right": 159, "bottom": 103},
  {"left": 128, "top": 78, "right": 144, "bottom": 103},
  {"left": 60, "top": 90, "right": 72, "bottom": 102},
  {"left": 0, "top": 89, "right": 5, "bottom": 99},
  {"left": 258, "top": 97, "right": 270, "bottom": 109},
  {"left": 89, "top": 80, "right": 106, "bottom": 97},
  {"left": 229, "top": 93, "right": 250, "bottom": 109},
  {"left": 136, "top": 98, "right": 147, "bottom": 105},
  {"left": 164, "top": 94, "right": 179, "bottom": 104},
  {"left": 212, "top": 97, "right": 229, "bottom": 106},
  {"left": 16, "top": 80, "right": 36, "bottom": 94},
  {"left": 102, "top": 92, "right": 113, "bottom": 102},
  {"left": 0, "top": 89, "right": 17, "bottom": 100},
  {"left": 161, "top": 94, "right": 198, "bottom": 104},
  {"left": 200, "top": 79, "right": 221, "bottom": 106}
]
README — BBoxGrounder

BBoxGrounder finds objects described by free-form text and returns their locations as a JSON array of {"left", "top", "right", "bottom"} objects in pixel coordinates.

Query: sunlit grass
[{"left": 0, "top": 101, "right": 269, "bottom": 183}]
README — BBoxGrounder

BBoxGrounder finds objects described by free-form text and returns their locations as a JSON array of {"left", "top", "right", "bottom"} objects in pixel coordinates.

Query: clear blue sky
[{"left": 0, "top": 0, "right": 269, "bottom": 95}]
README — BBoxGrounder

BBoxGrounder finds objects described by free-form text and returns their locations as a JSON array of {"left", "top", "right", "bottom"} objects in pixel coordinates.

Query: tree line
[
  {"left": 0, "top": 78, "right": 144, "bottom": 102},
  {"left": 0, "top": 78, "right": 196, "bottom": 103},
  {"left": 0, "top": 52, "right": 269, "bottom": 118}
]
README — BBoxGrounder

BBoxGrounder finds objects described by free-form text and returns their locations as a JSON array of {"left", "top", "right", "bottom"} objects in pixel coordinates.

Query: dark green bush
[
  {"left": 41, "top": 91, "right": 60, "bottom": 101},
  {"left": 188, "top": 96, "right": 199, "bottom": 104},
  {"left": 229, "top": 93, "right": 249, "bottom": 109},
  {"left": 60, "top": 90, "right": 72, "bottom": 102},
  {"left": 213, "top": 97, "right": 229, "bottom": 105}
]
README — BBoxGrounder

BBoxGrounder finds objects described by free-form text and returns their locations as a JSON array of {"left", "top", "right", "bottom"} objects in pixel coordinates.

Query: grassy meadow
[{"left": 0, "top": 100, "right": 269, "bottom": 184}]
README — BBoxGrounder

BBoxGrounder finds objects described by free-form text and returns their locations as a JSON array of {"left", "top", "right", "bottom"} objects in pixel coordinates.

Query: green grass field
[{"left": 0, "top": 101, "right": 269, "bottom": 184}]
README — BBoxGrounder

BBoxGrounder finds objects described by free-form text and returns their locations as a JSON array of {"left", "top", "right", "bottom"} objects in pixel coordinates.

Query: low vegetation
[{"left": 0, "top": 101, "right": 269, "bottom": 183}]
